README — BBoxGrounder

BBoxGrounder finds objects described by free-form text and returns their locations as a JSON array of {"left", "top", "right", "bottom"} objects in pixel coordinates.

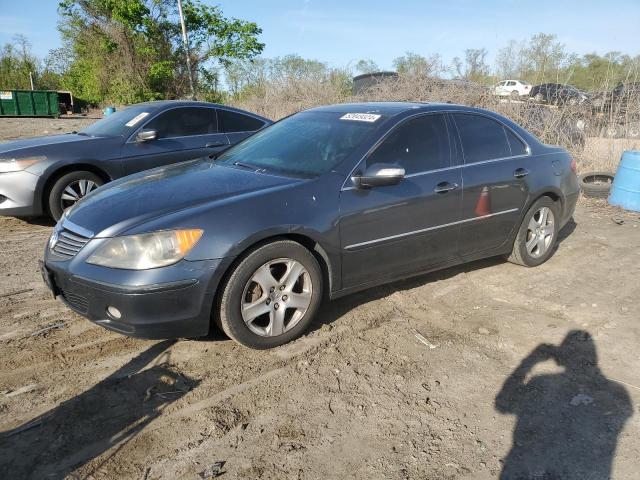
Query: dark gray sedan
[
  {"left": 0, "top": 101, "right": 270, "bottom": 220},
  {"left": 43, "top": 102, "right": 579, "bottom": 349}
]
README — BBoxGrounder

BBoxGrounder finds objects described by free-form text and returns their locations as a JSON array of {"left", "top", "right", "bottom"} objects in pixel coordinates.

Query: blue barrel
[
  {"left": 609, "top": 151, "right": 640, "bottom": 212},
  {"left": 103, "top": 106, "right": 116, "bottom": 116}
]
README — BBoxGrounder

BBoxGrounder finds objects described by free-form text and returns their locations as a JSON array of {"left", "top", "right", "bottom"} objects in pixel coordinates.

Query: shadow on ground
[
  {"left": 19, "top": 215, "right": 56, "bottom": 228},
  {"left": 0, "top": 340, "right": 198, "bottom": 479},
  {"left": 311, "top": 218, "right": 578, "bottom": 332},
  {"left": 495, "top": 330, "right": 633, "bottom": 480}
]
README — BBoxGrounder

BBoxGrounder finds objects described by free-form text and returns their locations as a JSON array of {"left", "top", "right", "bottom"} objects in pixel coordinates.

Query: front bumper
[
  {"left": 0, "top": 170, "right": 41, "bottom": 216},
  {"left": 44, "top": 245, "right": 231, "bottom": 339}
]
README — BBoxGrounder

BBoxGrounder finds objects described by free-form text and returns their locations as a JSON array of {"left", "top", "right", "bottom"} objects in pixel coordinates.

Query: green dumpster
[{"left": 0, "top": 90, "right": 60, "bottom": 117}]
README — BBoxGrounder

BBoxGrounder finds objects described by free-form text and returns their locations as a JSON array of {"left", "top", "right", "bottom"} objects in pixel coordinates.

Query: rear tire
[
  {"left": 507, "top": 197, "right": 560, "bottom": 267},
  {"left": 216, "top": 240, "right": 323, "bottom": 349},
  {"left": 47, "top": 171, "right": 104, "bottom": 221}
]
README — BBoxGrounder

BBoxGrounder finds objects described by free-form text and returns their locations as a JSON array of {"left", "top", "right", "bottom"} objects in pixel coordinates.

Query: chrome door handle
[
  {"left": 434, "top": 182, "right": 459, "bottom": 194},
  {"left": 514, "top": 168, "right": 529, "bottom": 178}
]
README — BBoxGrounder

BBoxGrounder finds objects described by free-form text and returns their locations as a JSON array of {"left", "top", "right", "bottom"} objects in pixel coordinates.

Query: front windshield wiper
[
  {"left": 232, "top": 161, "right": 263, "bottom": 171},
  {"left": 74, "top": 131, "right": 89, "bottom": 136}
]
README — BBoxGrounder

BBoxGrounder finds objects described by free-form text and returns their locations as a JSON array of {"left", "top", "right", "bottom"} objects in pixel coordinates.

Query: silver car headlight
[
  {"left": 0, "top": 156, "right": 46, "bottom": 173},
  {"left": 86, "top": 229, "right": 203, "bottom": 270}
]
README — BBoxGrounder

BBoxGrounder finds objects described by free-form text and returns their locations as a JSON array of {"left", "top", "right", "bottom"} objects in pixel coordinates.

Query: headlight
[
  {"left": 576, "top": 120, "right": 586, "bottom": 131},
  {"left": 86, "top": 229, "right": 203, "bottom": 270},
  {"left": 0, "top": 156, "right": 45, "bottom": 173}
]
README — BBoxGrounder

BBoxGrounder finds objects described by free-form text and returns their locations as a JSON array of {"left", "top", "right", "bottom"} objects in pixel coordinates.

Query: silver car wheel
[
  {"left": 526, "top": 206, "right": 555, "bottom": 258},
  {"left": 240, "top": 258, "right": 313, "bottom": 337},
  {"left": 60, "top": 179, "right": 99, "bottom": 210}
]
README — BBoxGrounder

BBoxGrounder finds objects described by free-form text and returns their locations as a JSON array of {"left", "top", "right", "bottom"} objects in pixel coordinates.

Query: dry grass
[{"left": 231, "top": 74, "right": 640, "bottom": 173}]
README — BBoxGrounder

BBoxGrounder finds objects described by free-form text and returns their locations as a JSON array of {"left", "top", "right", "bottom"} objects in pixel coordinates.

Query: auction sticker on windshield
[
  {"left": 340, "top": 113, "right": 381, "bottom": 122},
  {"left": 125, "top": 112, "right": 150, "bottom": 127}
]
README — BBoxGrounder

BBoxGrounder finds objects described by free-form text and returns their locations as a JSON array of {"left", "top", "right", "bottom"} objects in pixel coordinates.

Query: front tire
[
  {"left": 507, "top": 197, "right": 560, "bottom": 267},
  {"left": 48, "top": 171, "right": 104, "bottom": 221},
  {"left": 217, "top": 240, "right": 323, "bottom": 349}
]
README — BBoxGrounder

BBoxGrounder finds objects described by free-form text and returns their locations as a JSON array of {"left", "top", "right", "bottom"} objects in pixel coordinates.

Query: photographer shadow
[{"left": 495, "top": 330, "right": 633, "bottom": 480}]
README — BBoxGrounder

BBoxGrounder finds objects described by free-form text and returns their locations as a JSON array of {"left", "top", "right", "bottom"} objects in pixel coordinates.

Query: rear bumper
[
  {"left": 0, "top": 170, "right": 41, "bottom": 217},
  {"left": 44, "top": 256, "right": 230, "bottom": 339},
  {"left": 561, "top": 190, "right": 579, "bottom": 228}
]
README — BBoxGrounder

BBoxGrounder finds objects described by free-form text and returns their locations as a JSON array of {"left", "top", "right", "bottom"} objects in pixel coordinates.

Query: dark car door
[
  {"left": 451, "top": 113, "right": 531, "bottom": 256},
  {"left": 339, "top": 113, "right": 462, "bottom": 288},
  {"left": 220, "top": 108, "right": 268, "bottom": 144},
  {"left": 120, "top": 106, "right": 229, "bottom": 175}
]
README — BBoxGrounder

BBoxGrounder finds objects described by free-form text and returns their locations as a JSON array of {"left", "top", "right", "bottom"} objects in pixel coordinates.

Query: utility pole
[{"left": 177, "top": 0, "right": 195, "bottom": 99}]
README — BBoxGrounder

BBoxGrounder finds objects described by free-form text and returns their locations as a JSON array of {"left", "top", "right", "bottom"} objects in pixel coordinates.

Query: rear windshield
[
  {"left": 79, "top": 105, "right": 157, "bottom": 137},
  {"left": 215, "top": 111, "right": 382, "bottom": 178}
]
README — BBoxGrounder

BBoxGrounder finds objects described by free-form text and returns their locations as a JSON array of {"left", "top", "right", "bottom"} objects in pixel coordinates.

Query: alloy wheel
[
  {"left": 60, "top": 179, "right": 99, "bottom": 210},
  {"left": 526, "top": 206, "right": 555, "bottom": 258},
  {"left": 240, "top": 258, "right": 313, "bottom": 337}
]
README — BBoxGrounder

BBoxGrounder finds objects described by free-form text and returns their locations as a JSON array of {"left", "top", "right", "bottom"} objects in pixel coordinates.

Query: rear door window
[
  {"left": 221, "top": 110, "right": 265, "bottom": 132},
  {"left": 366, "top": 114, "right": 450, "bottom": 174},
  {"left": 144, "top": 107, "right": 217, "bottom": 139},
  {"left": 452, "top": 113, "right": 512, "bottom": 163}
]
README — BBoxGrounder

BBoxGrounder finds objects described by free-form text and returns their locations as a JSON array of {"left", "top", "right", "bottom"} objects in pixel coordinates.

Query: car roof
[
  {"left": 306, "top": 102, "right": 491, "bottom": 117},
  {"left": 126, "top": 100, "right": 271, "bottom": 121},
  {"left": 308, "top": 102, "right": 426, "bottom": 115}
]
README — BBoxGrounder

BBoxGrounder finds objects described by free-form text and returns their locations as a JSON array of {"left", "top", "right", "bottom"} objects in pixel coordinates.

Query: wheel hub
[
  {"left": 269, "top": 289, "right": 282, "bottom": 301},
  {"left": 240, "top": 258, "right": 312, "bottom": 337}
]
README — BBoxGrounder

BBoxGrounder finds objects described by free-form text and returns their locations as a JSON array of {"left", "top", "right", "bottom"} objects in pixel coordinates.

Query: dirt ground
[
  {"left": 1, "top": 118, "right": 640, "bottom": 479},
  {"left": 0, "top": 116, "right": 96, "bottom": 141}
]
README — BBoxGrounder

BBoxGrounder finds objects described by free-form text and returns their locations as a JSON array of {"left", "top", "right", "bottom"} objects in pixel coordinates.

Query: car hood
[
  {"left": 0, "top": 133, "right": 109, "bottom": 157},
  {"left": 65, "top": 159, "right": 302, "bottom": 237}
]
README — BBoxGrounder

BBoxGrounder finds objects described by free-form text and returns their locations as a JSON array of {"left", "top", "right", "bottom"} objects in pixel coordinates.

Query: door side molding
[{"left": 344, "top": 208, "right": 519, "bottom": 250}]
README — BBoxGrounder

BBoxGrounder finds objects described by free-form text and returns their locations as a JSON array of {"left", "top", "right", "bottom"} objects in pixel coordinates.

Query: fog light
[{"left": 107, "top": 306, "right": 121, "bottom": 319}]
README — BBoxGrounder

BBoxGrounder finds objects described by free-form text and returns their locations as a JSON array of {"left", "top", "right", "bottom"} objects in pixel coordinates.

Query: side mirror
[
  {"left": 352, "top": 163, "right": 405, "bottom": 188},
  {"left": 136, "top": 129, "right": 157, "bottom": 142}
]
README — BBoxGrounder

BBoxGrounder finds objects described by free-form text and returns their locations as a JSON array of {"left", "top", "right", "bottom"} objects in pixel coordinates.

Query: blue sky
[{"left": 1, "top": 0, "right": 639, "bottom": 70}]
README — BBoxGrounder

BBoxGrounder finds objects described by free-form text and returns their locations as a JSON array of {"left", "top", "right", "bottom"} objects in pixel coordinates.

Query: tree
[
  {"left": 354, "top": 59, "right": 379, "bottom": 75},
  {"left": 0, "top": 35, "right": 62, "bottom": 90},
  {"left": 465, "top": 48, "right": 489, "bottom": 81},
  {"left": 393, "top": 51, "right": 443, "bottom": 77},
  {"left": 224, "top": 57, "right": 269, "bottom": 95},
  {"left": 521, "top": 33, "right": 567, "bottom": 82},
  {"left": 269, "top": 54, "right": 327, "bottom": 83},
  {"left": 57, "top": 0, "right": 264, "bottom": 104},
  {"left": 495, "top": 40, "right": 526, "bottom": 79},
  {"left": 224, "top": 54, "right": 336, "bottom": 99},
  {"left": 452, "top": 49, "right": 490, "bottom": 83},
  {"left": 451, "top": 57, "right": 463, "bottom": 78}
]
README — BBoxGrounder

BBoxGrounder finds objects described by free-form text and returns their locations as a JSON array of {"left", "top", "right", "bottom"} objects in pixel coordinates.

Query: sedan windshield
[
  {"left": 215, "top": 111, "right": 382, "bottom": 177},
  {"left": 79, "top": 105, "right": 158, "bottom": 137}
]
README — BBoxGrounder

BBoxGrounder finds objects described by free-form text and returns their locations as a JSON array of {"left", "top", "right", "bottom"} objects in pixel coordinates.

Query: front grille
[
  {"left": 52, "top": 228, "right": 90, "bottom": 259},
  {"left": 60, "top": 289, "right": 89, "bottom": 314}
]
